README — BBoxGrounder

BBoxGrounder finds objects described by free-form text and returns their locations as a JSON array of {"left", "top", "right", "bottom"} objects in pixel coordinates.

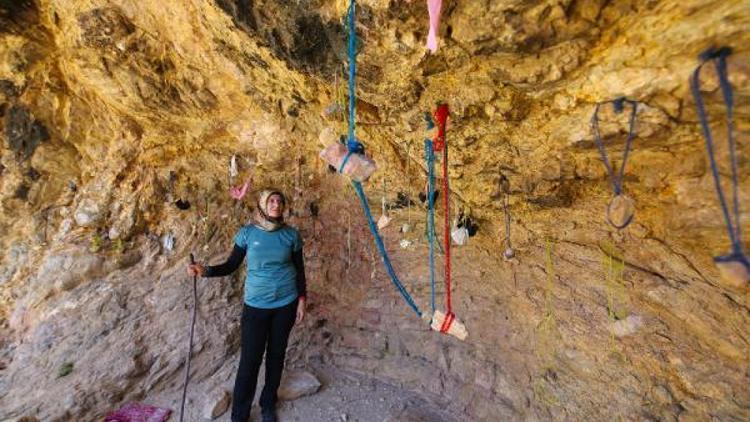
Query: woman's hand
[
  {"left": 187, "top": 263, "right": 205, "bottom": 277},
  {"left": 296, "top": 297, "right": 306, "bottom": 324}
]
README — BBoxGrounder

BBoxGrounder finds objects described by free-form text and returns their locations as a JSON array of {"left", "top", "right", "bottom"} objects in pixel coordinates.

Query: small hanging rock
[
  {"left": 606, "top": 194, "right": 635, "bottom": 229},
  {"left": 377, "top": 214, "right": 391, "bottom": 230},
  {"left": 503, "top": 247, "right": 515, "bottom": 260},
  {"left": 400, "top": 223, "right": 411, "bottom": 233},
  {"left": 499, "top": 174, "right": 511, "bottom": 195},
  {"left": 451, "top": 226, "right": 469, "bottom": 245},
  {"left": 161, "top": 232, "right": 175, "bottom": 251},
  {"left": 714, "top": 256, "right": 750, "bottom": 288}
]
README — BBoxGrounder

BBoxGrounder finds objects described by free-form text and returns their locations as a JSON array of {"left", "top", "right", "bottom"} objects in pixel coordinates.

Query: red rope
[
  {"left": 433, "top": 104, "right": 452, "bottom": 317},
  {"left": 433, "top": 104, "right": 448, "bottom": 152},
  {"left": 439, "top": 311, "right": 455, "bottom": 334}
]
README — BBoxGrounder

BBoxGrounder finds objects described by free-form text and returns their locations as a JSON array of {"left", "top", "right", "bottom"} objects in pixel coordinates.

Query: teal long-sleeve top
[{"left": 204, "top": 225, "right": 306, "bottom": 308}]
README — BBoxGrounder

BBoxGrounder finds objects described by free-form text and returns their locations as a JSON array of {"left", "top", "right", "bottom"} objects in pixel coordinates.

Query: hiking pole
[{"left": 179, "top": 253, "right": 198, "bottom": 422}]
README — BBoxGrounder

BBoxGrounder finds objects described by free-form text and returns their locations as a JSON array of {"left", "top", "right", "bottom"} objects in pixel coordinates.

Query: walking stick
[{"left": 179, "top": 253, "right": 198, "bottom": 422}]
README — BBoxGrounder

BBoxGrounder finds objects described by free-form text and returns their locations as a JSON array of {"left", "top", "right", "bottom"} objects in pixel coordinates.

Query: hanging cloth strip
[
  {"left": 591, "top": 97, "right": 639, "bottom": 229},
  {"left": 426, "top": 0, "right": 443, "bottom": 53},
  {"left": 229, "top": 178, "right": 251, "bottom": 200},
  {"left": 229, "top": 155, "right": 239, "bottom": 179},
  {"left": 690, "top": 46, "right": 749, "bottom": 287},
  {"left": 403, "top": 142, "right": 413, "bottom": 233}
]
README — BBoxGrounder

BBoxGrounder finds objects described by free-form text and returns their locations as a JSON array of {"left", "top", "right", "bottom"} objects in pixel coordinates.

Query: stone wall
[{"left": 0, "top": 0, "right": 748, "bottom": 420}]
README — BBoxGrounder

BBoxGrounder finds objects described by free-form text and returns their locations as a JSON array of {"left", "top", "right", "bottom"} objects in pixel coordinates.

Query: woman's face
[{"left": 267, "top": 194, "right": 285, "bottom": 218}]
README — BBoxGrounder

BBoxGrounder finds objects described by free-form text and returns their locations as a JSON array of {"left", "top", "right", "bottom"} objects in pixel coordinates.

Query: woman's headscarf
[{"left": 254, "top": 189, "right": 286, "bottom": 231}]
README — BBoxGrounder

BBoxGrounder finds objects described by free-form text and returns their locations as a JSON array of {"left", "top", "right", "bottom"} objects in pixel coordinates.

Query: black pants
[{"left": 231, "top": 299, "right": 297, "bottom": 422}]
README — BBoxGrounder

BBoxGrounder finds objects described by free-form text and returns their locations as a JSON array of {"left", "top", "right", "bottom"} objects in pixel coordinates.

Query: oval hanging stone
[
  {"left": 714, "top": 254, "right": 750, "bottom": 288},
  {"left": 606, "top": 194, "right": 635, "bottom": 229}
]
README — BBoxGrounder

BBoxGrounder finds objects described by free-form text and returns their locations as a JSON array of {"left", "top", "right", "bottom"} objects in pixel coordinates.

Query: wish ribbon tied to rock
[
  {"left": 591, "top": 97, "right": 639, "bottom": 229},
  {"left": 691, "top": 46, "right": 750, "bottom": 287},
  {"left": 230, "top": 178, "right": 251, "bottom": 200}
]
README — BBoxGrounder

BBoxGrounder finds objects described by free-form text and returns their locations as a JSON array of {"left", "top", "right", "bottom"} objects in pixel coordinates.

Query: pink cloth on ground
[
  {"left": 104, "top": 403, "right": 172, "bottom": 422},
  {"left": 426, "top": 0, "right": 442, "bottom": 53}
]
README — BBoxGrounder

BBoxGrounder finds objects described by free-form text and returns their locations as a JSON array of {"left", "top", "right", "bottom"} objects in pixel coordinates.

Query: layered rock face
[{"left": 1, "top": 0, "right": 749, "bottom": 420}]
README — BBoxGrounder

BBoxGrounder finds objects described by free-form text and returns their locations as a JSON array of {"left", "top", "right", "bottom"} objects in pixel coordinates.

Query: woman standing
[{"left": 188, "top": 189, "right": 306, "bottom": 422}]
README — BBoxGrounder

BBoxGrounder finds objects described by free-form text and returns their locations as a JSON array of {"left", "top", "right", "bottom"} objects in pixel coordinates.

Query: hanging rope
[
  {"left": 346, "top": 0, "right": 359, "bottom": 153},
  {"left": 425, "top": 138, "right": 437, "bottom": 316},
  {"left": 432, "top": 103, "right": 454, "bottom": 331},
  {"left": 690, "top": 46, "right": 749, "bottom": 284},
  {"left": 405, "top": 142, "right": 413, "bottom": 228},
  {"left": 591, "top": 97, "right": 639, "bottom": 229},
  {"left": 341, "top": 0, "right": 421, "bottom": 317},
  {"left": 422, "top": 113, "right": 444, "bottom": 255},
  {"left": 351, "top": 181, "right": 421, "bottom": 316},
  {"left": 337, "top": 0, "right": 364, "bottom": 175},
  {"left": 500, "top": 174, "right": 514, "bottom": 259}
]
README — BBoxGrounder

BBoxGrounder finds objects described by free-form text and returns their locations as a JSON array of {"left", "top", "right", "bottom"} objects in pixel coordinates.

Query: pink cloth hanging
[
  {"left": 426, "top": 0, "right": 442, "bottom": 53},
  {"left": 104, "top": 403, "right": 171, "bottom": 422},
  {"left": 230, "top": 178, "right": 251, "bottom": 200}
]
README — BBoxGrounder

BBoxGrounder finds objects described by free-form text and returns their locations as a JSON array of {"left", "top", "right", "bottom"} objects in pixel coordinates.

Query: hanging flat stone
[
  {"left": 714, "top": 253, "right": 750, "bottom": 288},
  {"left": 606, "top": 194, "right": 635, "bottom": 229},
  {"left": 451, "top": 226, "right": 469, "bottom": 245},
  {"left": 377, "top": 214, "right": 391, "bottom": 230}
]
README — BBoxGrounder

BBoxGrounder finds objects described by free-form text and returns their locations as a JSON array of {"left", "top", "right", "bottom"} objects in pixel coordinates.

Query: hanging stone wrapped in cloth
[
  {"left": 320, "top": 140, "right": 377, "bottom": 182},
  {"left": 591, "top": 97, "right": 639, "bottom": 230}
]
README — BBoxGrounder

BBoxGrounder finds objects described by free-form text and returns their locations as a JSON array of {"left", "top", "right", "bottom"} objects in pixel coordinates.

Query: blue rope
[
  {"left": 346, "top": 0, "right": 358, "bottom": 150},
  {"left": 341, "top": 0, "right": 421, "bottom": 317},
  {"left": 691, "top": 46, "right": 745, "bottom": 257},
  {"left": 425, "top": 139, "right": 437, "bottom": 315},
  {"left": 591, "top": 97, "right": 638, "bottom": 196},
  {"left": 352, "top": 181, "right": 422, "bottom": 316}
]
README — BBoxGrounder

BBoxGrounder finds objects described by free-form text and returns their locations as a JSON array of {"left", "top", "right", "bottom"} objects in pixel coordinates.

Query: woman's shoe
[{"left": 261, "top": 407, "right": 277, "bottom": 422}]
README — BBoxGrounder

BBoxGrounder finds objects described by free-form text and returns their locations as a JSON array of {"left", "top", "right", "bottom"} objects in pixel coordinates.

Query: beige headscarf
[{"left": 254, "top": 189, "right": 286, "bottom": 231}]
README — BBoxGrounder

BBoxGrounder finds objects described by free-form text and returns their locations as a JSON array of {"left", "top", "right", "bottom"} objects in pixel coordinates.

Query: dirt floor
[{"left": 149, "top": 364, "right": 461, "bottom": 422}]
